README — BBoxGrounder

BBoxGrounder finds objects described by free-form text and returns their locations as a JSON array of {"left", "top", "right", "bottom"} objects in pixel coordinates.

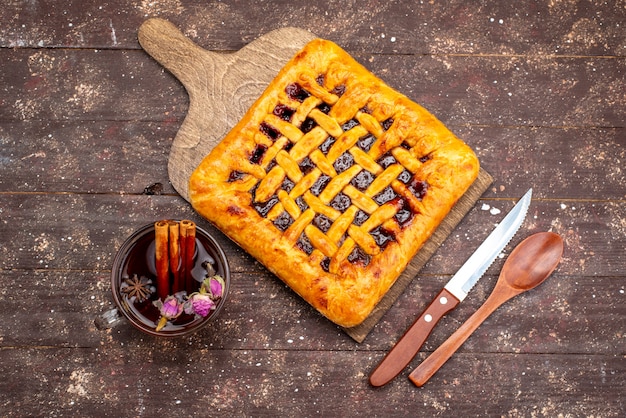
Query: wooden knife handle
[
  {"left": 408, "top": 291, "right": 505, "bottom": 387},
  {"left": 369, "top": 288, "right": 460, "bottom": 387}
]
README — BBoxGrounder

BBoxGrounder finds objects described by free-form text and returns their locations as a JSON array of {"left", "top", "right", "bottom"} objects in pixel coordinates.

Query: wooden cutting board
[{"left": 138, "top": 18, "right": 493, "bottom": 342}]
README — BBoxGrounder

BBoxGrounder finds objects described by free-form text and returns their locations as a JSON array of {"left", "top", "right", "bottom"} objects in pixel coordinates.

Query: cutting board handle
[
  {"left": 137, "top": 19, "right": 317, "bottom": 201},
  {"left": 138, "top": 18, "right": 225, "bottom": 89}
]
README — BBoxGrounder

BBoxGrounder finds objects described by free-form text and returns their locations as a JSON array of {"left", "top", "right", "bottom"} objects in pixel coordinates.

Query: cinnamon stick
[
  {"left": 180, "top": 220, "right": 196, "bottom": 294},
  {"left": 154, "top": 220, "right": 170, "bottom": 299},
  {"left": 168, "top": 221, "right": 181, "bottom": 294}
]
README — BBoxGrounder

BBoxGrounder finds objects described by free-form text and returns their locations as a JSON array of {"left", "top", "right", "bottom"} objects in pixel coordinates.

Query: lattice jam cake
[{"left": 189, "top": 39, "right": 479, "bottom": 327}]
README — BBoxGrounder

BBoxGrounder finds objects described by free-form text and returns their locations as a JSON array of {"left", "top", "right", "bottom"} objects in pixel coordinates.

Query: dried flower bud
[
  {"left": 185, "top": 293, "right": 216, "bottom": 317},
  {"left": 153, "top": 296, "right": 184, "bottom": 331},
  {"left": 159, "top": 296, "right": 184, "bottom": 319},
  {"left": 209, "top": 275, "right": 225, "bottom": 298},
  {"left": 202, "top": 275, "right": 225, "bottom": 299},
  {"left": 153, "top": 296, "right": 183, "bottom": 331}
]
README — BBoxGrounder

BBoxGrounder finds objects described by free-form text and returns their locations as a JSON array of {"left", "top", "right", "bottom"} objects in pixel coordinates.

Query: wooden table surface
[{"left": 1, "top": 1, "right": 624, "bottom": 416}]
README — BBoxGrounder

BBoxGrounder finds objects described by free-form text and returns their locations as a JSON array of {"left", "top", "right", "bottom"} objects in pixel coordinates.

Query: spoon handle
[{"left": 408, "top": 290, "right": 515, "bottom": 387}]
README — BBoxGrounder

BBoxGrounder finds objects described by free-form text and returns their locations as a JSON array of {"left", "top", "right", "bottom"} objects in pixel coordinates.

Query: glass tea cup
[{"left": 110, "top": 221, "right": 230, "bottom": 337}]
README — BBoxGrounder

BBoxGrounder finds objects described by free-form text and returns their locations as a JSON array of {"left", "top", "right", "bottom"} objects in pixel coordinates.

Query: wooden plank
[
  {"left": 455, "top": 125, "right": 626, "bottom": 200},
  {"left": 1, "top": 122, "right": 624, "bottom": 200},
  {"left": 0, "top": 194, "right": 220, "bottom": 272},
  {"left": 0, "top": 268, "right": 338, "bottom": 349},
  {"left": 422, "top": 198, "right": 626, "bottom": 278},
  {"left": 380, "top": 54, "right": 626, "bottom": 129},
  {"left": 0, "top": 48, "right": 187, "bottom": 123},
  {"left": 1, "top": 0, "right": 625, "bottom": 57},
  {"left": 1, "top": 49, "right": 624, "bottom": 127},
  {"left": 0, "top": 347, "right": 623, "bottom": 416},
  {"left": 0, "top": 120, "right": 177, "bottom": 195},
  {"left": 1, "top": 195, "right": 623, "bottom": 276},
  {"left": 0, "top": 262, "right": 626, "bottom": 356},
  {"left": 2, "top": 264, "right": 623, "bottom": 355}
]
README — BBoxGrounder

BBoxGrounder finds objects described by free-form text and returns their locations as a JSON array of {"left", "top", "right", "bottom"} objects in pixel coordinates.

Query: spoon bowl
[
  {"left": 503, "top": 232, "right": 564, "bottom": 292},
  {"left": 409, "top": 232, "right": 564, "bottom": 387}
]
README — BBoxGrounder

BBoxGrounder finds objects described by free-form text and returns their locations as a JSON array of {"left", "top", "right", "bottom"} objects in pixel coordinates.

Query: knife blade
[{"left": 369, "top": 188, "right": 532, "bottom": 387}]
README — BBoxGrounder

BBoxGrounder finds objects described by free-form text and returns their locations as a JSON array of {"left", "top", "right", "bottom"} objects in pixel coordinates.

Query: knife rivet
[
  {"left": 440, "top": 296, "right": 448, "bottom": 305},
  {"left": 424, "top": 314, "right": 433, "bottom": 322}
]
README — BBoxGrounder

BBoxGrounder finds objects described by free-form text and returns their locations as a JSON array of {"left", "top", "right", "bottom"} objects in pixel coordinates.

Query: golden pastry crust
[{"left": 189, "top": 39, "right": 479, "bottom": 327}]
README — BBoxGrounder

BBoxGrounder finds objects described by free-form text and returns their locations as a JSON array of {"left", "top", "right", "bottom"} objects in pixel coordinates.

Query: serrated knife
[{"left": 369, "top": 188, "right": 532, "bottom": 387}]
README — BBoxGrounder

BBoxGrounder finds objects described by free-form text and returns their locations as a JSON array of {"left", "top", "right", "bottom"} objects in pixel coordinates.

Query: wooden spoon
[{"left": 408, "top": 232, "right": 564, "bottom": 387}]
